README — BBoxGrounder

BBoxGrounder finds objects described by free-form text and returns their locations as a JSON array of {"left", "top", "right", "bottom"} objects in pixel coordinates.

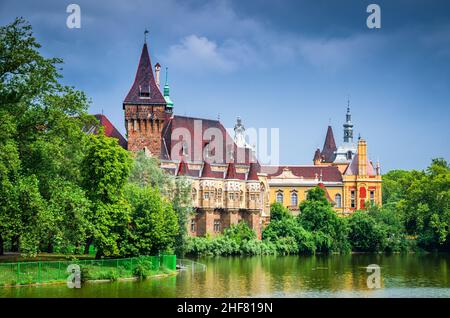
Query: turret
[
  {"left": 343, "top": 100, "right": 354, "bottom": 143},
  {"left": 163, "top": 67, "right": 174, "bottom": 114}
]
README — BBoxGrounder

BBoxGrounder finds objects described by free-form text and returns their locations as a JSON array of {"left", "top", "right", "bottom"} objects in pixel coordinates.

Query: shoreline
[{"left": 0, "top": 271, "right": 177, "bottom": 289}]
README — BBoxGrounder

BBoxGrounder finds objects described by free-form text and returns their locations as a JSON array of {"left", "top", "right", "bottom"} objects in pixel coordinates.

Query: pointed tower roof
[
  {"left": 225, "top": 162, "right": 237, "bottom": 179},
  {"left": 200, "top": 161, "right": 222, "bottom": 178},
  {"left": 247, "top": 161, "right": 260, "bottom": 181},
  {"left": 177, "top": 159, "right": 190, "bottom": 176},
  {"left": 123, "top": 43, "right": 166, "bottom": 107},
  {"left": 321, "top": 126, "right": 337, "bottom": 162}
]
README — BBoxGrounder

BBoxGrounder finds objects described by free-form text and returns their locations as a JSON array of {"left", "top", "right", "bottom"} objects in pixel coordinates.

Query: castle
[{"left": 96, "top": 39, "right": 382, "bottom": 238}]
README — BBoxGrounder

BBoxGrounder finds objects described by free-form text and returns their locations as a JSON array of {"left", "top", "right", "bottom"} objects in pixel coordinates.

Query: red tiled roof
[
  {"left": 321, "top": 126, "right": 337, "bottom": 163},
  {"left": 123, "top": 43, "right": 166, "bottom": 107},
  {"left": 247, "top": 161, "right": 260, "bottom": 181},
  {"left": 261, "top": 165, "right": 343, "bottom": 182},
  {"left": 94, "top": 114, "right": 127, "bottom": 149},
  {"left": 201, "top": 161, "right": 224, "bottom": 178},
  {"left": 177, "top": 160, "right": 189, "bottom": 176},
  {"left": 225, "top": 162, "right": 237, "bottom": 179},
  {"left": 161, "top": 115, "right": 255, "bottom": 165}
]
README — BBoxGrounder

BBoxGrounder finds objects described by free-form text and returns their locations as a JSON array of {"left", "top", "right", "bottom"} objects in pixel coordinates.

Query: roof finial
[
  {"left": 347, "top": 94, "right": 351, "bottom": 112},
  {"left": 144, "top": 29, "right": 149, "bottom": 44},
  {"left": 165, "top": 66, "right": 168, "bottom": 85}
]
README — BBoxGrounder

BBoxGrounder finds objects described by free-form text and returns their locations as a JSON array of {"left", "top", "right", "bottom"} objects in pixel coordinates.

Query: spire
[
  {"left": 247, "top": 161, "right": 260, "bottom": 181},
  {"left": 225, "top": 162, "right": 237, "bottom": 179},
  {"left": 177, "top": 159, "right": 190, "bottom": 176},
  {"left": 201, "top": 160, "right": 213, "bottom": 178},
  {"left": 163, "top": 67, "right": 174, "bottom": 111},
  {"left": 321, "top": 126, "right": 337, "bottom": 162},
  {"left": 123, "top": 42, "right": 166, "bottom": 107},
  {"left": 343, "top": 99, "right": 354, "bottom": 143}
]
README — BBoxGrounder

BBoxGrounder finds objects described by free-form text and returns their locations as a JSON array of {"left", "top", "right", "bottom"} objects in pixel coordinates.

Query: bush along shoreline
[{"left": 185, "top": 187, "right": 423, "bottom": 257}]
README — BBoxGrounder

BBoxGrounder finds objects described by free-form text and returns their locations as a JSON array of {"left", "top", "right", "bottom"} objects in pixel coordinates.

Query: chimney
[{"left": 155, "top": 63, "right": 161, "bottom": 89}]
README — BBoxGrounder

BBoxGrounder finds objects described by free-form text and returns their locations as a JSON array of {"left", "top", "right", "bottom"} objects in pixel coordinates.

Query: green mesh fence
[{"left": 0, "top": 255, "right": 176, "bottom": 287}]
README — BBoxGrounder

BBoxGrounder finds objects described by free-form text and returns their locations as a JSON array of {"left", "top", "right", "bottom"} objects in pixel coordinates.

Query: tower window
[
  {"left": 291, "top": 192, "right": 298, "bottom": 206},
  {"left": 213, "top": 220, "right": 221, "bottom": 232},
  {"left": 276, "top": 192, "right": 283, "bottom": 204},
  {"left": 335, "top": 193, "right": 342, "bottom": 208},
  {"left": 350, "top": 190, "right": 356, "bottom": 208}
]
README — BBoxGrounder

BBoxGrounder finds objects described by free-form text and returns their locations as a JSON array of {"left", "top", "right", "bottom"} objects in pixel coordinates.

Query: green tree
[
  {"left": 128, "top": 151, "right": 192, "bottom": 256},
  {"left": 298, "top": 186, "right": 350, "bottom": 253},
  {"left": 123, "top": 184, "right": 179, "bottom": 256},
  {"left": 81, "top": 129, "right": 132, "bottom": 257},
  {"left": 223, "top": 221, "right": 257, "bottom": 244},
  {"left": 269, "top": 202, "right": 291, "bottom": 221},
  {"left": 348, "top": 210, "right": 387, "bottom": 252},
  {"left": 0, "top": 111, "right": 20, "bottom": 255},
  {"left": 0, "top": 18, "right": 94, "bottom": 256},
  {"left": 399, "top": 159, "right": 450, "bottom": 251}
]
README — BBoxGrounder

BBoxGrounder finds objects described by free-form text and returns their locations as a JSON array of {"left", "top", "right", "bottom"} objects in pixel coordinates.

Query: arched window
[
  {"left": 291, "top": 192, "right": 298, "bottom": 206},
  {"left": 276, "top": 192, "right": 283, "bottom": 203},
  {"left": 334, "top": 193, "right": 342, "bottom": 208}
]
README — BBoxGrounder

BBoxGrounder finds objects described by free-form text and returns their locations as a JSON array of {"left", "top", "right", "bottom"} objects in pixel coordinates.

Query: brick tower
[{"left": 123, "top": 40, "right": 169, "bottom": 156}]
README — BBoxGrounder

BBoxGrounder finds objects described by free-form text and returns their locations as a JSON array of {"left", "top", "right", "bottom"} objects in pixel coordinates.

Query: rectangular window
[
  {"left": 350, "top": 190, "right": 356, "bottom": 208},
  {"left": 229, "top": 193, "right": 234, "bottom": 200},
  {"left": 370, "top": 190, "right": 375, "bottom": 203},
  {"left": 214, "top": 220, "right": 221, "bottom": 232},
  {"left": 190, "top": 220, "right": 196, "bottom": 232},
  {"left": 204, "top": 192, "right": 209, "bottom": 200}
]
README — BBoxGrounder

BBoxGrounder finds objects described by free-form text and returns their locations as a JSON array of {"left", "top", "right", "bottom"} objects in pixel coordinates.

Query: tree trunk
[
  {"left": 11, "top": 236, "right": 19, "bottom": 253},
  {"left": 0, "top": 234, "right": 4, "bottom": 256},
  {"left": 84, "top": 237, "right": 93, "bottom": 254},
  {"left": 47, "top": 242, "right": 54, "bottom": 253}
]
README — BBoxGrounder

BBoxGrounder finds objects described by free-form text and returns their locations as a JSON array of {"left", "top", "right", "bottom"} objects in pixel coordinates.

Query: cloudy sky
[{"left": 1, "top": 0, "right": 449, "bottom": 171}]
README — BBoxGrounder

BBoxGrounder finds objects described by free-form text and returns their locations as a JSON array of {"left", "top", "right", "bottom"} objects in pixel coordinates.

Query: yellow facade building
[{"left": 264, "top": 105, "right": 382, "bottom": 215}]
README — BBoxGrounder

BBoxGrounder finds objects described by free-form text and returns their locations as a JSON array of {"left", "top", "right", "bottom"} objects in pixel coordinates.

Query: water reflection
[{"left": 0, "top": 254, "right": 449, "bottom": 298}]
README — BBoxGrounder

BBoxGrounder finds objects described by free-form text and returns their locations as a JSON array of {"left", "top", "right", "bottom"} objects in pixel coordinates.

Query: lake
[{"left": 0, "top": 254, "right": 449, "bottom": 298}]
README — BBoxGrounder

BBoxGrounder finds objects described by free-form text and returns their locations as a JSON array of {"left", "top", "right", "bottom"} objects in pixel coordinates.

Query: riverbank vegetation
[{"left": 186, "top": 159, "right": 449, "bottom": 256}]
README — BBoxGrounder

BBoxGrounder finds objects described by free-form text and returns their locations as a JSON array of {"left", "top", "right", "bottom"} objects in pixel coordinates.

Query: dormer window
[
  {"left": 139, "top": 85, "right": 151, "bottom": 99},
  {"left": 346, "top": 151, "right": 353, "bottom": 160}
]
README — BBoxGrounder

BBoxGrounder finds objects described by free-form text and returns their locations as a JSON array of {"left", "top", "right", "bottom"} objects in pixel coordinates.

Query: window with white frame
[
  {"left": 276, "top": 191, "right": 283, "bottom": 203},
  {"left": 291, "top": 191, "right": 298, "bottom": 206},
  {"left": 334, "top": 193, "right": 342, "bottom": 208}
]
